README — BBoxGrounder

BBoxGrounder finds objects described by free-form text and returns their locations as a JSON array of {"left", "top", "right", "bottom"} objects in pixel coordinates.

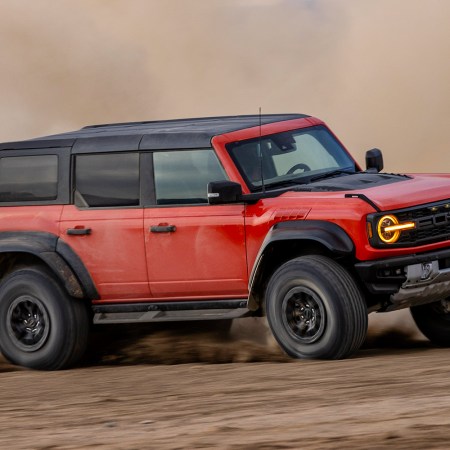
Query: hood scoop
[{"left": 305, "top": 173, "right": 410, "bottom": 192}]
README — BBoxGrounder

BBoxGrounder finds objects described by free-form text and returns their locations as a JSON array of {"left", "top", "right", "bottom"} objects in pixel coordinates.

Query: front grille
[{"left": 369, "top": 200, "right": 450, "bottom": 248}]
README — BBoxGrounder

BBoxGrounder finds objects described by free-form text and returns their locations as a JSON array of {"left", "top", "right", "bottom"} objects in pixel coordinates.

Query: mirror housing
[
  {"left": 365, "top": 148, "right": 384, "bottom": 173},
  {"left": 207, "top": 180, "right": 242, "bottom": 205}
]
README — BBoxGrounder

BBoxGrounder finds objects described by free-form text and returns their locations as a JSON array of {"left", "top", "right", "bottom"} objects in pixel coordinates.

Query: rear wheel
[
  {"left": 410, "top": 299, "right": 450, "bottom": 346},
  {"left": 0, "top": 267, "right": 89, "bottom": 370},
  {"left": 265, "top": 255, "right": 367, "bottom": 359}
]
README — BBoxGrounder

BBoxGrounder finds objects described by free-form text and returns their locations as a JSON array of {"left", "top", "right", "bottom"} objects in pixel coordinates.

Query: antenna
[{"left": 258, "top": 107, "right": 266, "bottom": 193}]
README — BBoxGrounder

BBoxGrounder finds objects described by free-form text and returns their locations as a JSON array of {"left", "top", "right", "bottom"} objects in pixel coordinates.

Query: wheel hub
[
  {"left": 7, "top": 295, "right": 50, "bottom": 352},
  {"left": 282, "top": 287, "right": 326, "bottom": 344}
]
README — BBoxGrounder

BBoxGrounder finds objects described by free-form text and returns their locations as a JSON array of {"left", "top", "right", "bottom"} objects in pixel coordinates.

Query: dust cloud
[
  {"left": 0, "top": 0, "right": 448, "bottom": 363},
  {"left": 0, "top": 313, "right": 426, "bottom": 369},
  {"left": 92, "top": 314, "right": 428, "bottom": 366},
  {"left": 0, "top": 0, "right": 448, "bottom": 171},
  {"left": 83, "top": 319, "right": 289, "bottom": 366}
]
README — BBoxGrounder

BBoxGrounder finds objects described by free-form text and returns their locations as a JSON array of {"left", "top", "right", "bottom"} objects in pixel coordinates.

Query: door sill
[{"left": 93, "top": 299, "right": 250, "bottom": 324}]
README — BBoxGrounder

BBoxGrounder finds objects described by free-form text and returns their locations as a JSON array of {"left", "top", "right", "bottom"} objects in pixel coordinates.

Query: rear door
[
  {"left": 143, "top": 149, "right": 248, "bottom": 300},
  {"left": 59, "top": 151, "right": 149, "bottom": 301}
]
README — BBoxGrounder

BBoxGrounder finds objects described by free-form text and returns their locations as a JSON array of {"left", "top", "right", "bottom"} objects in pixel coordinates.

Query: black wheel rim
[
  {"left": 281, "top": 286, "right": 326, "bottom": 344},
  {"left": 7, "top": 295, "right": 50, "bottom": 352}
]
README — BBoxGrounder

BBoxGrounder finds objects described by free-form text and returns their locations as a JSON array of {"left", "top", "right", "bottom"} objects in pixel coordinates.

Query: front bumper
[{"left": 355, "top": 247, "right": 450, "bottom": 310}]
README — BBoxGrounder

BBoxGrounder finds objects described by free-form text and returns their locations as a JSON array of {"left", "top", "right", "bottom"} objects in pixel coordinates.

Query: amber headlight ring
[{"left": 376, "top": 214, "right": 416, "bottom": 244}]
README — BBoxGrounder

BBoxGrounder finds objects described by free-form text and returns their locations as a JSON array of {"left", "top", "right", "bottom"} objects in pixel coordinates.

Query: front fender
[{"left": 249, "top": 221, "right": 354, "bottom": 303}]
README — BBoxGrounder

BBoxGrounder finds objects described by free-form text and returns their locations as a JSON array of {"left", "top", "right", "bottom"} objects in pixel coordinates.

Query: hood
[
  {"left": 362, "top": 173, "right": 450, "bottom": 211},
  {"left": 291, "top": 172, "right": 450, "bottom": 211}
]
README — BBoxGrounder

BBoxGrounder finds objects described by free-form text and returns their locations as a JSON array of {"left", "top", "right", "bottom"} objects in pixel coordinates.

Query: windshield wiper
[{"left": 309, "top": 169, "right": 355, "bottom": 183}]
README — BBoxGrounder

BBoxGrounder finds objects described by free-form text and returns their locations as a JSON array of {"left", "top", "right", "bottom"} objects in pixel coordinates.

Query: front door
[{"left": 144, "top": 149, "right": 248, "bottom": 300}]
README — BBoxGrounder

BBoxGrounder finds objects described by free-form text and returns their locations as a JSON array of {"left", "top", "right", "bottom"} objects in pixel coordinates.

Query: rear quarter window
[{"left": 0, "top": 155, "right": 58, "bottom": 202}]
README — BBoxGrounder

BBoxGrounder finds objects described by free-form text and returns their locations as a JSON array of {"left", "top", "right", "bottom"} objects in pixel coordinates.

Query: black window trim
[{"left": 141, "top": 152, "right": 155, "bottom": 207}]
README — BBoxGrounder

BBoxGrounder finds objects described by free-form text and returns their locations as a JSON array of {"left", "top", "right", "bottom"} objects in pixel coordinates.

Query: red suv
[{"left": 1, "top": 114, "right": 450, "bottom": 370}]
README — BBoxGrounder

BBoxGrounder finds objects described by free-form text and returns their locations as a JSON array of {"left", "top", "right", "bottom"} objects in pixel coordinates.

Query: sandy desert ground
[{"left": 1, "top": 314, "right": 450, "bottom": 449}]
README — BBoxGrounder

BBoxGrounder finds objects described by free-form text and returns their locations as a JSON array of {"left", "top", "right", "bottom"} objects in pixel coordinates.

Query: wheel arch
[
  {"left": 0, "top": 232, "right": 98, "bottom": 300},
  {"left": 248, "top": 221, "right": 355, "bottom": 311}
]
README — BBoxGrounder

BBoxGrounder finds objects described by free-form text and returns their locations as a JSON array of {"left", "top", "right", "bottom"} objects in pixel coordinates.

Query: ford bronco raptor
[{"left": 0, "top": 114, "right": 450, "bottom": 370}]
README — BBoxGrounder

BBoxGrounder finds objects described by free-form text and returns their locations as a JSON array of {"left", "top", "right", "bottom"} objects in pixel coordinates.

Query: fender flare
[
  {"left": 249, "top": 220, "right": 354, "bottom": 293},
  {"left": 0, "top": 232, "right": 98, "bottom": 299}
]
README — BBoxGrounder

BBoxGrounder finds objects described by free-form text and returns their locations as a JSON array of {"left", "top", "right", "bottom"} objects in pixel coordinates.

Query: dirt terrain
[{"left": 1, "top": 314, "right": 450, "bottom": 449}]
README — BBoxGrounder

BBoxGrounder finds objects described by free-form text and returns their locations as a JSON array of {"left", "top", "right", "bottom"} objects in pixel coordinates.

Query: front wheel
[
  {"left": 410, "top": 299, "right": 450, "bottom": 346},
  {"left": 265, "top": 255, "right": 367, "bottom": 360},
  {"left": 0, "top": 267, "right": 89, "bottom": 370}
]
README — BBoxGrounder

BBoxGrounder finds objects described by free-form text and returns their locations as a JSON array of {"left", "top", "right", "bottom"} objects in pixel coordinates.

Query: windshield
[{"left": 226, "top": 125, "right": 357, "bottom": 191}]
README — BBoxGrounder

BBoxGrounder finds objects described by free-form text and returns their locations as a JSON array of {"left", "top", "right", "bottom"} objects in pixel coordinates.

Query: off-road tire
[
  {"left": 265, "top": 255, "right": 367, "bottom": 359},
  {"left": 410, "top": 299, "right": 450, "bottom": 346},
  {"left": 0, "top": 266, "right": 89, "bottom": 370}
]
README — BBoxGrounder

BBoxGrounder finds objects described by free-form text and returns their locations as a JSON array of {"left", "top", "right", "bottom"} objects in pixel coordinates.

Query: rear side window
[
  {"left": 75, "top": 153, "right": 140, "bottom": 207},
  {"left": 0, "top": 155, "right": 58, "bottom": 202}
]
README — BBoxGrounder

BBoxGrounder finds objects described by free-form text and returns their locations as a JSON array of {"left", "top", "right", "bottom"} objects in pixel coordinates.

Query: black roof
[{"left": 0, "top": 114, "right": 309, "bottom": 152}]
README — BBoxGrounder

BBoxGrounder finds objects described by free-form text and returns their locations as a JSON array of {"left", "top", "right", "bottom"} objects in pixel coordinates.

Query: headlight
[{"left": 376, "top": 214, "right": 415, "bottom": 244}]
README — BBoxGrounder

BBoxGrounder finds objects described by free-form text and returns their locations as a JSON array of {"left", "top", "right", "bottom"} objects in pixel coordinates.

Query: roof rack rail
[{"left": 81, "top": 114, "right": 304, "bottom": 130}]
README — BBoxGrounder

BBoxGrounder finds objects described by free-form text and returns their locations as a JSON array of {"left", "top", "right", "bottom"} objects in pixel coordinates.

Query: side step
[{"left": 93, "top": 299, "right": 250, "bottom": 324}]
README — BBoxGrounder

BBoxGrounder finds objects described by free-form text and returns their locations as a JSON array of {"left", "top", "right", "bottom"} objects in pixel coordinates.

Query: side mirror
[
  {"left": 207, "top": 180, "right": 242, "bottom": 205},
  {"left": 365, "top": 148, "right": 384, "bottom": 173}
]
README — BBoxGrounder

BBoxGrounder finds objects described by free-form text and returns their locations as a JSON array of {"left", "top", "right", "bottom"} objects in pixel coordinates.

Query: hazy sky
[{"left": 0, "top": 0, "right": 449, "bottom": 172}]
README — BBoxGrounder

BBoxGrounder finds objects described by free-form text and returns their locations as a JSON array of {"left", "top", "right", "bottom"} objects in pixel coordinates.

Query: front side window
[
  {"left": 153, "top": 149, "right": 227, "bottom": 205},
  {"left": 227, "top": 125, "right": 357, "bottom": 191},
  {"left": 0, "top": 155, "right": 58, "bottom": 202},
  {"left": 75, "top": 153, "right": 139, "bottom": 207}
]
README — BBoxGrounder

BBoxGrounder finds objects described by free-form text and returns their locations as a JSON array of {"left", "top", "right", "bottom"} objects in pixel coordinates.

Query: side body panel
[
  {"left": 144, "top": 204, "right": 248, "bottom": 299},
  {"left": 59, "top": 206, "right": 149, "bottom": 301},
  {"left": 0, "top": 205, "right": 62, "bottom": 236}
]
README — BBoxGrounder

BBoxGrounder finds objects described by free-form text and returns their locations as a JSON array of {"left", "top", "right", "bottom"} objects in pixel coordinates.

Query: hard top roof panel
[{"left": 0, "top": 114, "right": 310, "bottom": 151}]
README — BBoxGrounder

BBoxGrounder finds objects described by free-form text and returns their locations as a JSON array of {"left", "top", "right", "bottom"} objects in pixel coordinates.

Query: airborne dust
[{"left": 0, "top": 0, "right": 448, "bottom": 365}]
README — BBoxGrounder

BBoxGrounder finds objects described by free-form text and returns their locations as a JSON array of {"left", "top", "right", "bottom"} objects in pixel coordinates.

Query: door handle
[
  {"left": 67, "top": 228, "right": 92, "bottom": 236},
  {"left": 150, "top": 225, "right": 176, "bottom": 233}
]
